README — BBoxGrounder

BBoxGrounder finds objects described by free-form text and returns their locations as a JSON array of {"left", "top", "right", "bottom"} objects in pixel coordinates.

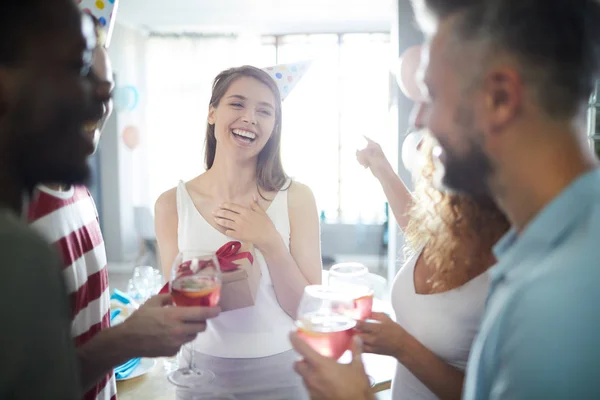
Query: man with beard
[
  {"left": 0, "top": 2, "right": 219, "bottom": 399},
  {"left": 27, "top": 12, "right": 221, "bottom": 400},
  {"left": 291, "top": 0, "right": 600, "bottom": 398},
  {"left": 0, "top": 2, "right": 108, "bottom": 398},
  {"left": 26, "top": 17, "right": 118, "bottom": 400},
  {"left": 410, "top": 0, "right": 600, "bottom": 398}
]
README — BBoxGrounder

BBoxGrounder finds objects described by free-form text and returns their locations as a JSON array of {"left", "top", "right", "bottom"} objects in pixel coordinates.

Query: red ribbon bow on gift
[
  {"left": 159, "top": 241, "right": 254, "bottom": 295},
  {"left": 216, "top": 241, "right": 254, "bottom": 272}
]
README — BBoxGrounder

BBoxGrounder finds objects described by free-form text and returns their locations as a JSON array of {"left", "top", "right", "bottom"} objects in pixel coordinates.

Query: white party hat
[
  {"left": 262, "top": 60, "right": 312, "bottom": 101},
  {"left": 78, "top": 0, "right": 119, "bottom": 47}
]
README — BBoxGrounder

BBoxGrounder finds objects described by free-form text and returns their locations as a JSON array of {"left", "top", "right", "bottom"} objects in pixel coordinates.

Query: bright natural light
[{"left": 144, "top": 33, "right": 392, "bottom": 223}]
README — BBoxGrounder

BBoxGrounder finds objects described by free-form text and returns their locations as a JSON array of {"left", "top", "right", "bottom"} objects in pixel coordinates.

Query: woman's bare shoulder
[
  {"left": 155, "top": 186, "right": 178, "bottom": 216},
  {"left": 287, "top": 180, "right": 316, "bottom": 210}
]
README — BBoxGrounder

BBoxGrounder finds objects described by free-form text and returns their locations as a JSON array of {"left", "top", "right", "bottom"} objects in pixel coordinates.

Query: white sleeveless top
[
  {"left": 176, "top": 181, "right": 295, "bottom": 358},
  {"left": 391, "top": 249, "right": 490, "bottom": 400}
]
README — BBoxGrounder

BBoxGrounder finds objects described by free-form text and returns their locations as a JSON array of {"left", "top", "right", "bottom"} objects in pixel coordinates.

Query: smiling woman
[
  {"left": 154, "top": 65, "right": 322, "bottom": 399},
  {"left": 204, "top": 67, "right": 288, "bottom": 196}
]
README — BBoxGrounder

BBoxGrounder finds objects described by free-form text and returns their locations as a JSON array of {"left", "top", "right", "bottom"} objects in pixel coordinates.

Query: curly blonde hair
[{"left": 404, "top": 134, "right": 510, "bottom": 291}]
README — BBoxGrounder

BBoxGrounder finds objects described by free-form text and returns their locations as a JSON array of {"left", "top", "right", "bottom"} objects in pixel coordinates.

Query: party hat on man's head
[
  {"left": 77, "top": 0, "right": 120, "bottom": 47},
  {"left": 262, "top": 60, "right": 312, "bottom": 101}
]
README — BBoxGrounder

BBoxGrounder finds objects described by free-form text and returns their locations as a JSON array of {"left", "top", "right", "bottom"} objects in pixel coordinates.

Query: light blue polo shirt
[{"left": 463, "top": 169, "right": 600, "bottom": 399}]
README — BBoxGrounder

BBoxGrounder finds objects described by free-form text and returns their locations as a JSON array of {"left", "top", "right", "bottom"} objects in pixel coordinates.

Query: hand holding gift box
[{"left": 160, "top": 241, "right": 260, "bottom": 312}]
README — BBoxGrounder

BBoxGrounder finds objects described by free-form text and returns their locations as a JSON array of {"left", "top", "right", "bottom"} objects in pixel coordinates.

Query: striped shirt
[{"left": 28, "top": 185, "right": 117, "bottom": 400}]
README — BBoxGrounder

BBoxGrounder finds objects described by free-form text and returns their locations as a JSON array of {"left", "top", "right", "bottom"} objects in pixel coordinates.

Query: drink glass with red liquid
[
  {"left": 295, "top": 285, "right": 357, "bottom": 360},
  {"left": 328, "top": 263, "right": 374, "bottom": 321},
  {"left": 168, "top": 252, "right": 221, "bottom": 388}
]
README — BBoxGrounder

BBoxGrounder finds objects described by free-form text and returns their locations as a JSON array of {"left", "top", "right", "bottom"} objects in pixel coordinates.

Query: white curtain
[{"left": 278, "top": 34, "right": 392, "bottom": 223}]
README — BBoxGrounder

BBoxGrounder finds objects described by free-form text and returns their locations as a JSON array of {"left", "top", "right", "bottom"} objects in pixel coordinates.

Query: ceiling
[{"left": 117, "top": 0, "right": 394, "bottom": 35}]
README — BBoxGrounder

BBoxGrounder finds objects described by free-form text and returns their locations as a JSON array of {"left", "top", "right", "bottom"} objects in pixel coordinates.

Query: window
[
  {"left": 276, "top": 33, "right": 391, "bottom": 223},
  {"left": 144, "top": 32, "right": 392, "bottom": 224}
]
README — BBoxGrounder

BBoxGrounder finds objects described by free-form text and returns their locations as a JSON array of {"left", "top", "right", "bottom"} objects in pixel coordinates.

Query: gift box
[
  {"left": 217, "top": 241, "right": 260, "bottom": 312},
  {"left": 159, "top": 241, "right": 260, "bottom": 312}
]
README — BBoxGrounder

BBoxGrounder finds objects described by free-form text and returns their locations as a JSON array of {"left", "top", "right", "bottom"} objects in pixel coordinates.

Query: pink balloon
[
  {"left": 397, "top": 45, "right": 423, "bottom": 102},
  {"left": 122, "top": 126, "right": 140, "bottom": 150}
]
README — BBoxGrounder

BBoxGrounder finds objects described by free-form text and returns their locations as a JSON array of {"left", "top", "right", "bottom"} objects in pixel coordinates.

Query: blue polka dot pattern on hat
[
  {"left": 99, "top": 17, "right": 107, "bottom": 25},
  {"left": 275, "top": 73, "right": 283, "bottom": 79}
]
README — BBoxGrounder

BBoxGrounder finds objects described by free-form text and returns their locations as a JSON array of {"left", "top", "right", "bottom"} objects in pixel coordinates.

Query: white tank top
[
  {"left": 391, "top": 249, "right": 490, "bottom": 400},
  {"left": 176, "top": 180, "right": 295, "bottom": 358}
]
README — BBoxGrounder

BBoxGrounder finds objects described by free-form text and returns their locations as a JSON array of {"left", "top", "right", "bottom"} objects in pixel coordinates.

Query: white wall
[{"left": 101, "top": 22, "right": 149, "bottom": 265}]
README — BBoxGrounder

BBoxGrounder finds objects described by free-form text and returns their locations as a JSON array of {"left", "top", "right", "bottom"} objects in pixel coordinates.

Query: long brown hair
[
  {"left": 404, "top": 134, "right": 510, "bottom": 290},
  {"left": 204, "top": 65, "right": 289, "bottom": 195}
]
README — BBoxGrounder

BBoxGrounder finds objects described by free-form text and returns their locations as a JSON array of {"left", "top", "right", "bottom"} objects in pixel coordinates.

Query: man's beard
[
  {"left": 8, "top": 78, "right": 93, "bottom": 193},
  {"left": 12, "top": 122, "right": 91, "bottom": 193},
  {"left": 433, "top": 108, "right": 494, "bottom": 199},
  {"left": 19, "top": 154, "right": 91, "bottom": 194},
  {"left": 434, "top": 140, "right": 492, "bottom": 198}
]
